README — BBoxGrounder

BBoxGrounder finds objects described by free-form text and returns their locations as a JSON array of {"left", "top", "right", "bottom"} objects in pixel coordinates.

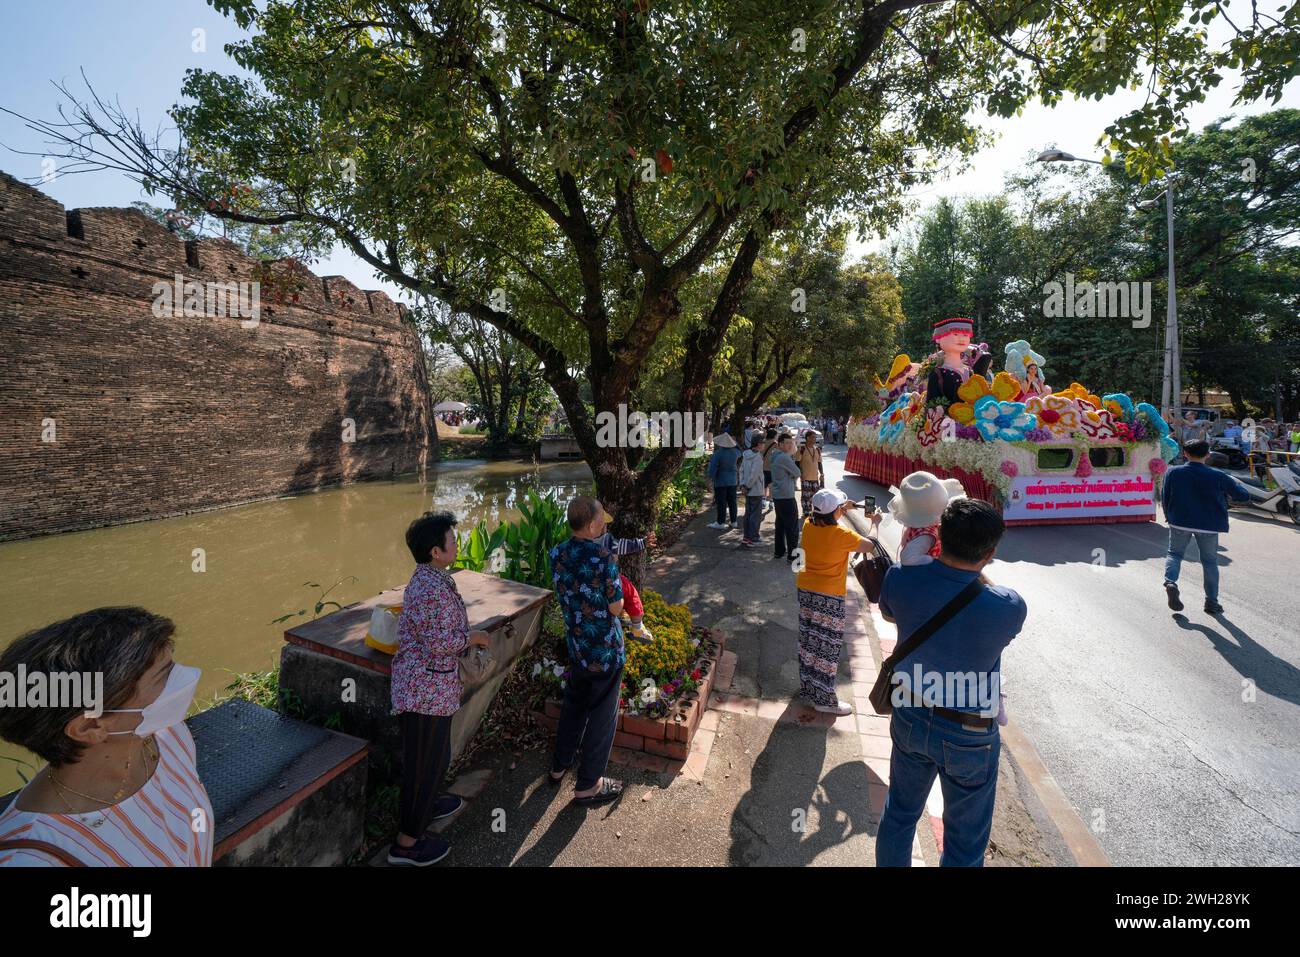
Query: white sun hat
[{"left": 887, "top": 471, "right": 966, "bottom": 528}]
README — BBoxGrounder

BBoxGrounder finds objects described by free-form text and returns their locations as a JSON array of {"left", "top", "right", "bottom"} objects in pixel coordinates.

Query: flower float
[
  {"left": 878, "top": 392, "right": 912, "bottom": 442},
  {"left": 1024, "top": 393, "right": 1081, "bottom": 438},
  {"left": 948, "top": 371, "right": 1022, "bottom": 424},
  {"left": 973, "top": 394, "right": 1038, "bottom": 442}
]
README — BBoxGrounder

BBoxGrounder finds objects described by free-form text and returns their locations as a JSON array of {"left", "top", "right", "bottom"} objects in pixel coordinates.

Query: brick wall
[{"left": 0, "top": 171, "right": 436, "bottom": 541}]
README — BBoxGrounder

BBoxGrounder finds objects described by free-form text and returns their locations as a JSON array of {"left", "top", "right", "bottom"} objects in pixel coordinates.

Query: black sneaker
[
  {"left": 1204, "top": 600, "right": 1224, "bottom": 614},
  {"left": 432, "top": 794, "right": 464, "bottom": 821},
  {"left": 1165, "top": 584, "right": 1184, "bottom": 611},
  {"left": 387, "top": 835, "right": 451, "bottom": 866}
]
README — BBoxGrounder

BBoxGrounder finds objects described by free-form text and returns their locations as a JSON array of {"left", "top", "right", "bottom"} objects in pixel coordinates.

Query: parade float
[{"left": 846, "top": 317, "right": 1180, "bottom": 525}]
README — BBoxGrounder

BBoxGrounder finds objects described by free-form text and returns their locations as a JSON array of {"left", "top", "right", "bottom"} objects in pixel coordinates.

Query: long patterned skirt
[
  {"left": 796, "top": 588, "right": 846, "bottom": 707},
  {"left": 800, "top": 478, "right": 823, "bottom": 517}
]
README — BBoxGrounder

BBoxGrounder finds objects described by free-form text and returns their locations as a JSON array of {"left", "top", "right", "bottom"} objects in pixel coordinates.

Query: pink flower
[
  {"left": 1075, "top": 454, "right": 1093, "bottom": 478},
  {"left": 1000, "top": 460, "right": 1018, "bottom": 478},
  {"left": 1149, "top": 457, "right": 1168, "bottom": 475}
]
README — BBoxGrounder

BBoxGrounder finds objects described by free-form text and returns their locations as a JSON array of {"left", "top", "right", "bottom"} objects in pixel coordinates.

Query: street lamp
[{"left": 1035, "top": 149, "right": 1180, "bottom": 418}]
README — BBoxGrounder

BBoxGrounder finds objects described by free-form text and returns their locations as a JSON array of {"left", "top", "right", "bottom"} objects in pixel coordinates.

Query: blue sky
[{"left": 2, "top": 0, "right": 1296, "bottom": 288}]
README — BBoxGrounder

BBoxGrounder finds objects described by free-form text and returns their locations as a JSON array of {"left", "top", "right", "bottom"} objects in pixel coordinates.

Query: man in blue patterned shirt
[{"left": 546, "top": 496, "right": 626, "bottom": 807}]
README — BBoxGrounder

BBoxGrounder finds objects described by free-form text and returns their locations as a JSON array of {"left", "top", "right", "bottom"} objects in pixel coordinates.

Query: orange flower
[{"left": 1055, "top": 382, "right": 1102, "bottom": 409}]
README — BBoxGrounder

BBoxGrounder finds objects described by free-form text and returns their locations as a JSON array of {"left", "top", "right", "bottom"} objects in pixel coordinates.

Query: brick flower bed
[{"left": 532, "top": 628, "right": 725, "bottom": 763}]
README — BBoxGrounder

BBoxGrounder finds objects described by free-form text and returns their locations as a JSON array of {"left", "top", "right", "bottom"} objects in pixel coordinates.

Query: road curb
[{"left": 999, "top": 719, "right": 1110, "bottom": 866}]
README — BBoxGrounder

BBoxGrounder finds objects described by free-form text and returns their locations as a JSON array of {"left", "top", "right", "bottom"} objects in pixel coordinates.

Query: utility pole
[{"left": 1160, "top": 180, "right": 1180, "bottom": 415}]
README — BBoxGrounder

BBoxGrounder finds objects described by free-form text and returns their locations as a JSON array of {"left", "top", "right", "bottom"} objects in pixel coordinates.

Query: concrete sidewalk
[{"left": 414, "top": 503, "right": 1043, "bottom": 866}]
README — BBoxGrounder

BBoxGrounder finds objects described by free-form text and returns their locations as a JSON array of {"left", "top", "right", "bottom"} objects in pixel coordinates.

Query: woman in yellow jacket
[{"left": 795, "top": 488, "right": 880, "bottom": 716}]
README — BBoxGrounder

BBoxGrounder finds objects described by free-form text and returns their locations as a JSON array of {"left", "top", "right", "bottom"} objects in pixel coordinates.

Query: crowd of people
[{"left": 0, "top": 407, "right": 1261, "bottom": 868}]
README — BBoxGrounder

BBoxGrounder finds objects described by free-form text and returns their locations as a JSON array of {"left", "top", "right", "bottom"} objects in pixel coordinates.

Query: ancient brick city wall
[{"left": 0, "top": 170, "right": 436, "bottom": 540}]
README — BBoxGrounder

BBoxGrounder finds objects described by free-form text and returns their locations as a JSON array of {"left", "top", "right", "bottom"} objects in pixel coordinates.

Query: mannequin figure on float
[{"left": 926, "top": 317, "right": 994, "bottom": 409}]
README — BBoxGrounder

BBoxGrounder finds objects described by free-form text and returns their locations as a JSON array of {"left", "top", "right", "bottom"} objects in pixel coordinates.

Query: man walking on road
[
  {"left": 1161, "top": 439, "right": 1251, "bottom": 615},
  {"left": 875, "top": 498, "right": 1027, "bottom": 867}
]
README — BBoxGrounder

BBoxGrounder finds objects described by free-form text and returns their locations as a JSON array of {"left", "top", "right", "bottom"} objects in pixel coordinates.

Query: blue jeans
[
  {"left": 1164, "top": 528, "right": 1220, "bottom": 602},
  {"left": 876, "top": 705, "right": 1000, "bottom": 867},
  {"left": 743, "top": 494, "right": 763, "bottom": 541}
]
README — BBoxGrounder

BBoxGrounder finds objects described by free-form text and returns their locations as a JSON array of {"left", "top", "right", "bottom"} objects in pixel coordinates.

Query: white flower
[
  {"left": 552, "top": 664, "right": 565, "bottom": 678},
  {"left": 690, "top": 638, "right": 700, "bottom": 648},
  {"left": 531, "top": 663, "right": 542, "bottom": 678},
  {"left": 560, "top": 680, "right": 566, "bottom": 690},
  {"left": 639, "top": 683, "right": 658, "bottom": 705}
]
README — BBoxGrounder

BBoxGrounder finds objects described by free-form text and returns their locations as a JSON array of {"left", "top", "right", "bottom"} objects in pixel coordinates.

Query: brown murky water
[{"left": 0, "top": 459, "right": 593, "bottom": 790}]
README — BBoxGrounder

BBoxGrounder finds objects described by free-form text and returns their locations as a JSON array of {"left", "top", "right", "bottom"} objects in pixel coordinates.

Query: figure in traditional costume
[
  {"left": 1004, "top": 339, "right": 1050, "bottom": 400},
  {"left": 926, "top": 317, "right": 993, "bottom": 410}
]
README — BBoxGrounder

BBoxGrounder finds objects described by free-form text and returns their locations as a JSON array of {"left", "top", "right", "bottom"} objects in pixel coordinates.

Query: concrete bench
[
  {"left": 279, "top": 568, "right": 551, "bottom": 778},
  {"left": 192, "top": 698, "right": 369, "bottom": 866}
]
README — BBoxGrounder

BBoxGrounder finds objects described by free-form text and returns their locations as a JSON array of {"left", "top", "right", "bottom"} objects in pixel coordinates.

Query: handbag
[
  {"left": 851, "top": 538, "right": 893, "bottom": 604},
  {"left": 458, "top": 617, "right": 510, "bottom": 688},
  {"left": 0, "top": 838, "right": 86, "bottom": 866},
  {"left": 868, "top": 578, "right": 984, "bottom": 715}
]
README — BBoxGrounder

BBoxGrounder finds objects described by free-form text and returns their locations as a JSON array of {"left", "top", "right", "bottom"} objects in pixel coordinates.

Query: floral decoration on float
[{"left": 846, "top": 320, "right": 1175, "bottom": 525}]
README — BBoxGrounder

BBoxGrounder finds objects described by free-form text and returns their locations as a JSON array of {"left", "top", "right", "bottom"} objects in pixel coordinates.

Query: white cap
[{"left": 810, "top": 488, "right": 849, "bottom": 515}]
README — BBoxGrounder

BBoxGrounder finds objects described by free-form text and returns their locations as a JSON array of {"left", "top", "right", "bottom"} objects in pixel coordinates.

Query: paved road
[{"left": 821, "top": 444, "right": 1300, "bottom": 866}]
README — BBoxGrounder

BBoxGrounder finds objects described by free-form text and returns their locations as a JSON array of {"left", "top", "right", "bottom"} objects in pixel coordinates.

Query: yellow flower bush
[{"left": 624, "top": 589, "right": 694, "bottom": 690}]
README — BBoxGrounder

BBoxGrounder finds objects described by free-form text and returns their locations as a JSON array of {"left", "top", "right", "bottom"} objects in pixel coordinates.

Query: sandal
[
  {"left": 572, "top": 777, "right": 624, "bottom": 807},
  {"left": 547, "top": 766, "right": 569, "bottom": 788}
]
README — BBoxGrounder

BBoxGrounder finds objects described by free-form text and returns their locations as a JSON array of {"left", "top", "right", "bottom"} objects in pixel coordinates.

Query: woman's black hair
[
  {"left": 810, "top": 511, "right": 839, "bottom": 526},
  {"left": 406, "top": 511, "right": 459, "bottom": 563}
]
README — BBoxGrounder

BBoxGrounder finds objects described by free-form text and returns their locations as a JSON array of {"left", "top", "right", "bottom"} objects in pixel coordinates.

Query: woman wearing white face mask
[{"left": 0, "top": 608, "right": 213, "bottom": 867}]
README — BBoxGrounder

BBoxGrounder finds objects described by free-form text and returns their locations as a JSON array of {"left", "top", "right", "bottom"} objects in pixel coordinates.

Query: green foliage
[
  {"left": 220, "top": 666, "right": 305, "bottom": 718},
  {"left": 656, "top": 456, "right": 707, "bottom": 515},
  {"left": 705, "top": 226, "right": 904, "bottom": 423},
  {"left": 452, "top": 489, "right": 570, "bottom": 589}
]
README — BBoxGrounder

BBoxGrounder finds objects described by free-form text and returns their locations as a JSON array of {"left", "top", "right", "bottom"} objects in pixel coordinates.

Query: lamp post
[{"left": 1034, "top": 149, "right": 1180, "bottom": 418}]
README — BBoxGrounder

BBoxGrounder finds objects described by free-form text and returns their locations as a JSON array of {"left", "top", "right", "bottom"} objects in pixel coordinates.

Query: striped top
[{"left": 0, "top": 723, "right": 214, "bottom": 867}]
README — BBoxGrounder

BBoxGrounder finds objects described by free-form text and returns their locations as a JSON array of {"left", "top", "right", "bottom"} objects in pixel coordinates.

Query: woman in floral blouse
[{"left": 388, "top": 511, "right": 490, "bottom": 867}]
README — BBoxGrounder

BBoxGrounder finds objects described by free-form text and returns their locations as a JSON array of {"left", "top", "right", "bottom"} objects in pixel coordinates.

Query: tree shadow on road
[{"left": 1172, "top": 613, "right": 1300, "bottom": 709}]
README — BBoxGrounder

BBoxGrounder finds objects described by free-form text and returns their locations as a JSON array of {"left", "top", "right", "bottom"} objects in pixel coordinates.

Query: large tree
[
  {"left": 716, "top": 230, "right": 902, "bottom": 430},
  {"left": 12, "top": 0, "right": 1298, "bottom": 543}
]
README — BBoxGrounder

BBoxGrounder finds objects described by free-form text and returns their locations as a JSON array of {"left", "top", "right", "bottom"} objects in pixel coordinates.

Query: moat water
[{"left": 0, "top": 458, "right": 594, "bottom": 790}]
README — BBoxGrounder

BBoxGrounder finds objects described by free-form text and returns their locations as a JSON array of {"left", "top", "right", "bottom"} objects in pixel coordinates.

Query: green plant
[
  {"left": 270, "top": 577, "right": 359, "bottom": 625},
  {"left": 453, "top": 489, "right": 570, "bottom": 589}
]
